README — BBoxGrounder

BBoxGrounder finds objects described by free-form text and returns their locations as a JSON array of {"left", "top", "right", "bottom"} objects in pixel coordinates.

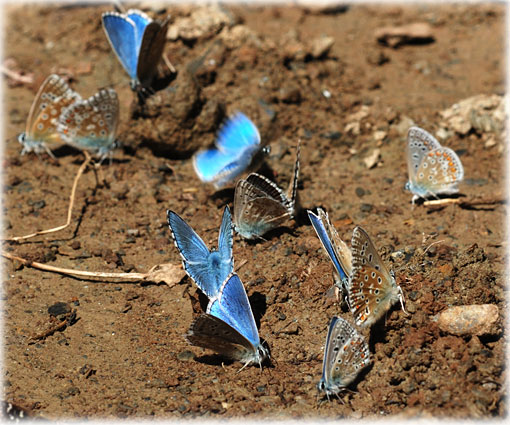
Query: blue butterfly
[
  {"left": 186, "top": 273, "right": 269, "bottom": 369},
  {"left": 102, "top": 9, "right": 169, "bottom": 91},
  {"left": 318, "top": 316, "right": 370, "bottom": 400},
  {"left": 193, "top": 112, "right": 269, "bottom": 189},
  {"left": 308, "top": 208, "right": 352, "bottom": 296},
  {"left": 167, "top": 206, "right": 233, "bottom": 299}
]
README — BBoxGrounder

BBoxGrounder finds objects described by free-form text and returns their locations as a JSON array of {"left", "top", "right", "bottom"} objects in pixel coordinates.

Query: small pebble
[{"left": 432, "top": 304, "right": 499, "bottom": 336}]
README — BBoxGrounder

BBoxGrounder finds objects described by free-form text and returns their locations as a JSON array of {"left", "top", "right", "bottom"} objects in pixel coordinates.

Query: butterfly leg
[
  {"left": 398, "top": 286, "right": 410, "bottom": 316},
  {"left": 42, "top": 144, "right": 56, "bottom": 160}
]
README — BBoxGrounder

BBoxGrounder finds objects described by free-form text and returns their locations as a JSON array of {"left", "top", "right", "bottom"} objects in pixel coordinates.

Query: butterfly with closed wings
[
  {"left": 318, "top": 316, "right": 371, "bottom": 400},
  {"left": 102, "top": 9, "right": 170, "bottom": 93},
  {"left": 348, "top": 226, "right": 406, "bottom": 328},
  {"left": 57, "top": 87, "right": 119, "bottom": 163},
  {"left": 18, "top": 74, "right": 81, "bottom": 158},
  {"left": 234, "top": 141, "right": 300, "bottom": 239},
  {"left": 406, "top": 126, "right": 464, "bottom": 204}
]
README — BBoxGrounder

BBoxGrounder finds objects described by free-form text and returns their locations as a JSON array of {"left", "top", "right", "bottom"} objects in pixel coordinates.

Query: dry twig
[
  {"left": 5, "top": 153, "right": 92, "bottom": 242},
  {"left": 2, "top": 251, "right": 185, "bottom": 287}
]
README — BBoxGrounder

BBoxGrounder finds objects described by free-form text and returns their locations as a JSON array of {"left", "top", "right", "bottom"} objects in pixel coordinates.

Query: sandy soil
[{"left": 1, "top": 2, "right": 506, "bottom": 420}]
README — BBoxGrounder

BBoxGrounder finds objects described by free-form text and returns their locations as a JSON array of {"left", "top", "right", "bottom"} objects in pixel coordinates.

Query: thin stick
[
  {"left": 6, "top": 153, "right": 92, "bottom": 242},
  {"left": 0, "top": 64, "right": 34, "bottom": 85},
  {"left": 163, "top": 54, "right": 176, "bottom": 74},
  {"left": 2, "top": 252, "right": 145, "bottom": 281},
  {"left": 424, "top": 196, "right": 505, "bottom": 208},
  {"left": 424, "top": 239, "right": 445, "bottom": 254}
]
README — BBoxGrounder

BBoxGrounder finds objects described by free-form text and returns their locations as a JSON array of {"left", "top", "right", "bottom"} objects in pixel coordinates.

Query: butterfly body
[
  {"left": 308, "top": 208, "right": 352, "bottom": 294},
  {"left": 348, "top": 226, "right": 405, "bottom": 328},
  {"left": 186, "top": 273, "right": 268, "bottom": 367},
  {"left": 102, "top": 9, "right": 169, "bottom": 91},
  {"left": 57, "top": 88, "right": 119, "bottom": 162},
  {"left": 167, "top": 207, "right": 233, "bottom": 299},
  {"left": 18, "top": 74, "right": 81, "bottom": 157},
  {"left": 318, "top": 316, "right": 370, "bottom": 399},
  {"left": 234, "top": 142, "right": 300, "bottom": 239},
  {"left": 193, "top": 112, "right": 267, "bottom": 189},
  {"left": 406, "top": 126, "right": 464, "bottom": 203}
]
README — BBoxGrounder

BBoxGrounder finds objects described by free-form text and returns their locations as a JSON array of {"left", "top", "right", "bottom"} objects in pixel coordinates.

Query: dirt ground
[{"left": 1, "top": 2, "right": 506, "bottom": 420}]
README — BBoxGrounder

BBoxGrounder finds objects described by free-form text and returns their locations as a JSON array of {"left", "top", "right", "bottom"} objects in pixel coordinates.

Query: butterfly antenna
[
  {"left": 287, "top": 139, "right": 301, "bottom": 206},
  {"left": 112, "top": 0, "right": 126, "bottom": 13}
]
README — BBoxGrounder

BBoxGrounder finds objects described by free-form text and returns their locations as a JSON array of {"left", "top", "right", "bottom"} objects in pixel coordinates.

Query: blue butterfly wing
[
  {"left": 102, "top": 13, "right": 138, "bottom": 79},
  {"left": 216, "top": 112, "right": 261, "bottom": 153},
  {"left": 217, "top": 206, "right": 234, "bottom": 278},
  {"left": 192, "top": 148, "right": 240, "bottom": 184},
  {"left": 126, "top": 10, "right": 151, "bottom": 52},
  {"left": 167, "top": 211, "right": 220, "bottom": 298},
  {"left": 207, "top": 274, "right": 259, "bottom": 348},
  {"left": 308, "top": 210, "right": 348, "bottom": 282}
]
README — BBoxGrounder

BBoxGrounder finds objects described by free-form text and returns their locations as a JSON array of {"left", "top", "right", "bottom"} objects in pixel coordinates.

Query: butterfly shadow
[{"left": 211, "top": 187, "right": 235, "bottom": 205}]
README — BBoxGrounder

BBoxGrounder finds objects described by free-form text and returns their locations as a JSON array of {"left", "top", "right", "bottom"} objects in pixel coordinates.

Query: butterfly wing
[
  {"left": 136, "top": 17, "right": 170, "bottom": 88},
  {"left": 57, "top": 88, "right": 118, "bottom": 158},
  {"left": 234, "top": 175, "right": 291, "bottom": 239},
  {"left": 186, "top": 314, "right": 257, "bottom": 362},
  {"left": 102, "top": 12, "right": 138, "bottom": 80},
  {"left": 126, "top": 9, "right": 151, "bottom": 52},
  {"left": 412, "top": 147, "right": 464, "bottom": 198},
  {"left": 320, "top": 317, "right": 370, "bottom": 395},
  {"left": 216, "top": 112, "right": 261, "bottom": 153},
  {"left": 349, "top": 226, "right": 401, "bottom": 327},
  {"left": 217, "top": 206, "right": 234, "bottom": 281},
  {"left": 285, "top": 140, "right": 301, "bottom": 208},
  {"left": 406, "top": 126, "right": 442, "bottom": 182},
  {"left": 307, "top": 208, "right": 351, "bottom": 287},
  {"left": 167, "top": 210, "right": 227, "bottom": 299},
  {"left": 207, "top": 274, "right": 260, "bottom": 349},
  {"left": 192, "top": 148, "right": 243, "bottom": 187},
  {"left": 21, "top": 74, "right": 81, "bottom": 149}
]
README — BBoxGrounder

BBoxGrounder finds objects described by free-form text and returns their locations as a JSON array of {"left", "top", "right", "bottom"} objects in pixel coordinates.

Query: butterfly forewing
[
  {"left": 102, "top": 12, "right": 139, "bottom": 79},
  {"left": 406, "top": 126, "right": 442, "bottom": 180},
  {"left": 217, "top": 206, "right": 234, "bottom": 270},
  {"left": 126, "top": 9, "right": 152, "bottom": 51},
  {"left": 349, "top": 226, "right": 400, "bottom": 327},
  {"left": 308, "top": 208, "right": 352, "bottom": 289},
  {"left": 207, "top": 273, "right": 260, "bottom": 348},
  {"left": 23, "top": 74, "right": 81, "bottom": 148}
]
